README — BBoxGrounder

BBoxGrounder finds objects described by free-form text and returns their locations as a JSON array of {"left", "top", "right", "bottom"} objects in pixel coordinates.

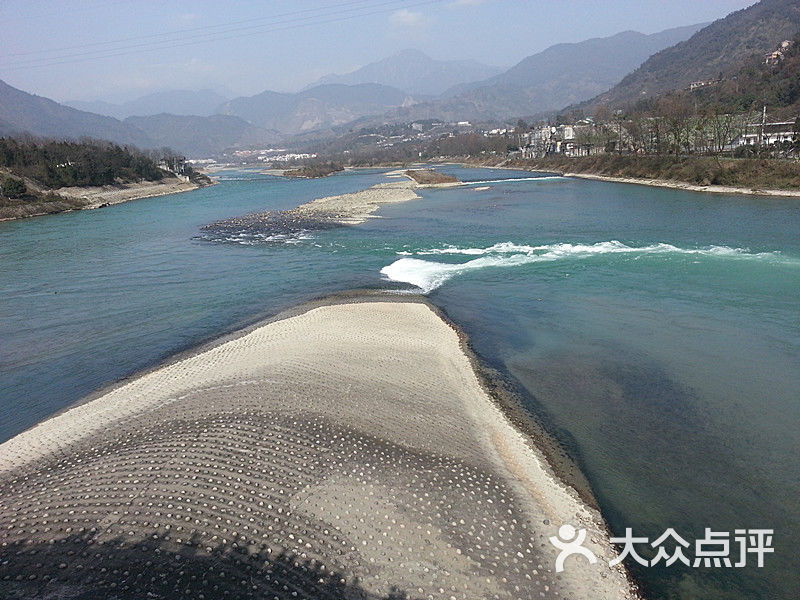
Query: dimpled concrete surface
[{"left": 0, "top": 300, "right": 635, "bottom": 600}]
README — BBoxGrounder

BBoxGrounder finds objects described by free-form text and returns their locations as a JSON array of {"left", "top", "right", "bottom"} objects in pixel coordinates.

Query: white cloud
[{"left": 389, "top": 9, "right": 425, "bottom": 28}]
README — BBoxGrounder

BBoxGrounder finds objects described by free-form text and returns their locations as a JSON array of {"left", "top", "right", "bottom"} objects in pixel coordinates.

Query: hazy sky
[{"left": 1, "top": 0, "right": 756, "bottom": 103}]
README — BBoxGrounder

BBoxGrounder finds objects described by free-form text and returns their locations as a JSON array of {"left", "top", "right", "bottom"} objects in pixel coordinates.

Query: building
[
  {"left": 519, "top": 124, "right": 579, "bottom": 158},
  {"left": 737, "top": 121, "right": 797, "bottom": 146},
  {"left": 765, "top": 40, "right": 793, "bottom": 65},
  {"left": 688, "top": 79, "right": 720, "bottom": 91}
]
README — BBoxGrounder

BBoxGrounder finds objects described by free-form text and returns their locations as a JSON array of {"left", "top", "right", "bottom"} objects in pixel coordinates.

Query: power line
[
  {"left": 1, "top": 0, "right": 443, "bottom": 71},
  {"left": 0, "top": 0, "right": 130, "bottom": 25},
  {"left": 7, "top": 0, "right": 374, "bottom": 57},
  {"left": 4, "top": 0, "right": 407, "bottom": 65}
]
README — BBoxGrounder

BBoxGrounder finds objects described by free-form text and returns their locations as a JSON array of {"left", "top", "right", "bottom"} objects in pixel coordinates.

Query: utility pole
[{"left": 759, "top": 105, "right": 767, "bottom": 148}]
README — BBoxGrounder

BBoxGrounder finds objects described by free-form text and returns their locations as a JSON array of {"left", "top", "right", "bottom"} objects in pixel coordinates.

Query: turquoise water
[{"left": 1, "top": 166, "right": 798, "bottom": 599}]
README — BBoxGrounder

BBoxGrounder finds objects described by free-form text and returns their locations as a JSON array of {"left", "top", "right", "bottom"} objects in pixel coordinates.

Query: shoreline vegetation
[
  {"left": 0, "top": 175, "right": 214, "bottom": 221},
  {"left": 0, "top": 176, "right": 212, "bottom": 222},
  {"left": 0, "top": 294, "right": 637, "bottom": 599},
  {"left": 457, "top": 154, "right": 800, "bottom": 197},
  {"left": 404, "top": 168, "right": 459, "bottom": 185},
  {"left": 283, "top": 161, "right": 344, "bottom": 178},
  {"left": 262, "top": 153, "right": 800, "bottom": 198},
  {"left": 0, "top": 138, "right": 215, "bottom": 221}
]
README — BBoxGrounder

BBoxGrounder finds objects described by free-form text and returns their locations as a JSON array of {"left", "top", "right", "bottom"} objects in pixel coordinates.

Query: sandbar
[
  {"left": 0, "top": 298, "right": 636, "bottom": 599},
  {"left": 202, "top": 170, "right": 455, "bottom": 236}
]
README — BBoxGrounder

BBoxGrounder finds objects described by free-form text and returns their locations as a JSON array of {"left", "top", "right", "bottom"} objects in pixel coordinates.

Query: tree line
[
  {"left": 556, "top": 34, "right": 800, "bottom": 159},
  {"left": 0, "top": 137, "right": 168, "bottom": 191}
]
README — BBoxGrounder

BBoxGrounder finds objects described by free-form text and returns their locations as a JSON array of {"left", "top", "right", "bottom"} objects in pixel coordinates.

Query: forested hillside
[
  {"left": 683, "top": 34, "right": 800, "bottom": 117},
  {"left": 584, "top": 0, "right": 800, "bottom": 110},
  {"left": 0, "top": 138, "right": 164, "bottom": 189}
]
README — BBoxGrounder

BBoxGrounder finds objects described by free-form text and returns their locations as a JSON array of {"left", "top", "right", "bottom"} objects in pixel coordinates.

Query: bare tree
[{"left": 657, "top": 96, "right": 693, "bottom": 155}]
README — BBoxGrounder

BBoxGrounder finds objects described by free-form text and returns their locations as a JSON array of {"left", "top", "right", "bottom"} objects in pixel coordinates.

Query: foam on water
[
  {"left": 380, "top": 241, "right": 795, "bottom": 293},
  {"left": 200, "top": 230, "right": 315, "bottom": 246}
]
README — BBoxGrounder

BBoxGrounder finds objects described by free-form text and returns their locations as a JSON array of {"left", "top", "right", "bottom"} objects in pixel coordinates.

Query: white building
[{"left": 737, "top": 121, "right": 797, "bottom": 146}]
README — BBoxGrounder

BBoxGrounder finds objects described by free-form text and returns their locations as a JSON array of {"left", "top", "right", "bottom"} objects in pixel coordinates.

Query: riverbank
[
  {"left": 0, "top": 294, "right": 636, "bottom": 600},
  {"left": 0, "top": 174, "right": 214, "bottom": 221},
  {"left": 566, "top": 172, "right": 800, "bottom": 197},
  {"left": 57, "top": 175, "right": 211, "bottom": 208},
  {"left": 456, "top": 155, "right": 800, "bottom": 197}
]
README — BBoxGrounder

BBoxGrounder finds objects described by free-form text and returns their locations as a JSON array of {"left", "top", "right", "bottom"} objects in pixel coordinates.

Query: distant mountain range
[
  {"left": 218, "top": 83, "right": 415, "bottom": 134},
  {"left": 214, "top": 26, "right": 703, "bottom": 134},
  {"left": 579, "top": 0, "right": 800, "bottom": 111},
  {"left": 124, "top": 114, "right": 279, "bottom": 157},
  {"left": 0, "top": 80, "right": 275, "bottom": 156},
  {"left": 307, "top": 49, "right": 501, "bottom": 96},
  {"left": 65, "top": 89, "right": 229, "bottom": 120},
  {"left": 4, "top": 3, "right": 795, "bottom": 158},
  {"left": 0, "top": 80, "right": 151, "bottom": 147},
  {"left": 383, "top": 24, "right": 706, "bottom": 123}
]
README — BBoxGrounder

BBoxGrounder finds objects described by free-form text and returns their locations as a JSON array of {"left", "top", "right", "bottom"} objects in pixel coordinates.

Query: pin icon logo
[{"left": 549, "top": 524, "right": 598, "bottom": 572}]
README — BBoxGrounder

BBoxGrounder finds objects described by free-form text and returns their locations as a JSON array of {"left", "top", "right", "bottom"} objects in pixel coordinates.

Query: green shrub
[{"left": 1, "top": 176, "right": 26, "bottom": 198}]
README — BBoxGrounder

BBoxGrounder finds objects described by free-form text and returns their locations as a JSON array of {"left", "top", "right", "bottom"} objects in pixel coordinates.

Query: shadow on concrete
[{"left": 0, "top": 532, "right": 416, "bottom": 600}]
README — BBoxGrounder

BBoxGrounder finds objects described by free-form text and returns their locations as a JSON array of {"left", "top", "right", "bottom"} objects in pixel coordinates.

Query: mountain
[
  {"left": 66, "top": 89, "right": 229, "bottom": 120},
  {"left": 388, "top": 24, "right": 705, "bottom": 122},
  {"left": 219, "top": 83, "right": 414, "bottom": 134},
  {"left": 61, "top": 99, "right": 123, "bottom": 120},
  {"left": 0, "top": 117, "right": 15, "bottom": 137},
  {"left": 308, "top": 49, "right": 501, "bottom": 96},
  {"left": 0, "top": 80, "right": 272, "bottom": 157},
  {"left": 584, "top": 0, "right": 800, "bottom": 110},
  {"left": 125, "top": 114, "right": 280, "bottom": 157},
  {"left": 0, "top": 79, "right": 151, "bottom": 147},
  {"left": 683, "top": 34, "right": 800, "bottom": 118}
]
